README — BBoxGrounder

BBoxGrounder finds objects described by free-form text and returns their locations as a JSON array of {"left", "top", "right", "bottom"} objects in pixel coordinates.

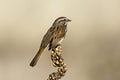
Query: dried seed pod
[{"left": 47, "top": 45, "right": 67, "bottom": 80}]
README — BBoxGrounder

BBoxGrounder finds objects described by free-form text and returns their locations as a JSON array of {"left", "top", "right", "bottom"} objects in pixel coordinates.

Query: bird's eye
[{"left": 64, "top": 19, "right": 66, "bottom": 21}]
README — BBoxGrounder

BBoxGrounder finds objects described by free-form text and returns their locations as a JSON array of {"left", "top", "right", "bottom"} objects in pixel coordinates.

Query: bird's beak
[{"left": 67, "top": 19, "right": 72, "bottom": 22}]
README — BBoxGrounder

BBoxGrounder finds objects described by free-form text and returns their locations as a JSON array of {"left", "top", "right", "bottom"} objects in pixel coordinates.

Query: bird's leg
[{"left": 51, "top": 44, "right": 61, "bottom": 52}]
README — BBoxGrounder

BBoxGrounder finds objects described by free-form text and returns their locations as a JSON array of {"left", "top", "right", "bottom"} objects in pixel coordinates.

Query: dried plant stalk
[{"left": 47, "top": 45, "right": 67, "bottom": 80}]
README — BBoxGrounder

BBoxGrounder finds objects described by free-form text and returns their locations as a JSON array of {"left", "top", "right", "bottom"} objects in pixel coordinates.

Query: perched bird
[{"left": 30, "top": 17, "right": 71, "bottom": 67}]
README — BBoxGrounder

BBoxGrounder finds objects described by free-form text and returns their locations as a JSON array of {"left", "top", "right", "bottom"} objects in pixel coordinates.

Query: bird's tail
[{"left": 30, "top": 48, "right": 44, "bottom": 67}]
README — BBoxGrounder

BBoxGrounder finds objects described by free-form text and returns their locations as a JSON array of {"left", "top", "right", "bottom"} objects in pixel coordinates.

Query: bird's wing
[
  {"left": 40, "top": 26, "right": 55, "bottom": 48},
  {"left": 29, "top": 26, "right": 55, "bottom": 67}
]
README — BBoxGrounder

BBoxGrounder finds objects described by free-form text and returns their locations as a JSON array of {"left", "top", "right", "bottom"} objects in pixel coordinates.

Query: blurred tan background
[{"left": 0, "top": 0, "right": 120, "bottom": 80}]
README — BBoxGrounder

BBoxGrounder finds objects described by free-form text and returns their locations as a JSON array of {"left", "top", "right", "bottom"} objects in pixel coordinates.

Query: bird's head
[{"left": 53, "top": 17, "right": 71, "bottom": 25}]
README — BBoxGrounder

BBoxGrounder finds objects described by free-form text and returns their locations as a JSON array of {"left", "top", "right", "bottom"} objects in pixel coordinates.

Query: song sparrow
[{"left": 30, "top": 17, "right": 71, "bottom": 67}]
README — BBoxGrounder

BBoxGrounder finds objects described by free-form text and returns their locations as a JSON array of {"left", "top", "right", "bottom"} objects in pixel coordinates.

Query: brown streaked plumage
[{"left": 30, "top": 17, "right": 71, "bottom": 67}]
